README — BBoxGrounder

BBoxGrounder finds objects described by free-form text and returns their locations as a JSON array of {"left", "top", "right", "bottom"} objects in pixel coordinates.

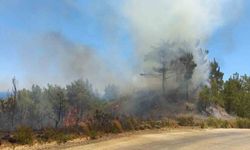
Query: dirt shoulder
[
  {"left": 2, "top": 128, "right": 250, "bottom": 150},
  {"left": 65, "top": 128, "right": 250, "bottom": 150},
  {"left": 0, "top": 127, "right": 200, "bottom": 150}
]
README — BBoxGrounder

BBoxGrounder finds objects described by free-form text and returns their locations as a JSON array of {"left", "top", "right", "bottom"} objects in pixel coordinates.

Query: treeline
[
  {"left": 199, "top": 59, "right": 250, "bottom": 118},
  {"left": 0, "top": 79, "right": 107, "bottom": 131}
]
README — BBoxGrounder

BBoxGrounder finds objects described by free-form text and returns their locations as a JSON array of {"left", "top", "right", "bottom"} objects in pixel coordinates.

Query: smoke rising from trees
[
  {"left": 1, "top": 0, "right": 244, "bottom": 94},
  {"left": 0, "top": 0, "right": 248, "bottom": 134}
]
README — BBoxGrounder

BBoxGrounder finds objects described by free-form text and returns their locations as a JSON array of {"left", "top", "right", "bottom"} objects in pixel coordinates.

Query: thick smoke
[
  {"left": 123, "top": 0, "right": 244, "bottom": 90},
  {"left": 12, "top": 0, "right": 244, "bottom": 94}
]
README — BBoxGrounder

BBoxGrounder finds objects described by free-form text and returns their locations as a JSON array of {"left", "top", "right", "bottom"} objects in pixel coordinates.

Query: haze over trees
[{"left": 0, "top": 46, "right": 249, "bottom": 132}]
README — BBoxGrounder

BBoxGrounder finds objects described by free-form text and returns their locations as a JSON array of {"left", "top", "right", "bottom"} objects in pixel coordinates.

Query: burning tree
[
  {"left": 141, "top": 42, "right": 175, "bottom": 93},
  {"left": 141, "top": 42, "right": 197, "bottom": 100},
  {"left": 179, "top": 53, "right": 197, "bottom": 100}
]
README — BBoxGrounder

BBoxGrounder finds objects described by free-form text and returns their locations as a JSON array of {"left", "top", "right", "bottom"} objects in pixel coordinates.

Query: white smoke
[
  {"left": 123, "top": 0, "right": 244, "bottom": 89},
  {"left": 19, "top": 32, "right": 135, "bottom": 92},
  {"left": 2, "top": 0, "right": 244, "bottom": 93}
]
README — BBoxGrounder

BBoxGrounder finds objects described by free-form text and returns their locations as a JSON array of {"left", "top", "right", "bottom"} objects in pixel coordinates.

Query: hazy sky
[{"left": 0, "top": 0, "right": 249, "bottom": 91}]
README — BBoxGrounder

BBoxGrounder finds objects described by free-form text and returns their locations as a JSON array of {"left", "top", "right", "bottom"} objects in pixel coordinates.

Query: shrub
[
  {"left": 37, "top": 128, "right": 73, "bottom": 144},
  {"left": 143, "top": 122, "right": 153, "bottom": 129},
  {"left": 228, "top": 120, "right": 237, "bottom": 128},
  {"left": 200, "top": 120, "right": 208, "bottom": 129},
  {"left": 53, "top": 131, "right": 73, "bottom": 144},
  {"left": 206, "top": 117, "right": 222, "bottom": 128},
  {"left": 164, "top": 119, "right": 179, "bottom": 128},
  {"left": 220, "top": 120, "right": 231, "bottom": 128},
  {"left": 79, "top": 122, "right": 91, "bottom": 136},
  {"left": 120, "top": 117, "right": 137, "bottom": 131},
  {"left": 89, "top": 130, "right": 98, "bottom": 139},
  {"left": 37, "top": 128, "right": 55, "bottom": 143},
  {"left": 236, "top": 118, "right": 250, "bottom": 128},
  {"left": 92, "top": 110, "right": 114, "bottom": 133},
  {"left": 139, "top": 125, "right": 146, "bottom": 130},
  {"left": 112, "top": 120, "right": 123, "bottom": 133},
  {"left": 177, "top": 116, "right": 195, "bottom": 126},
  {"left": 149, "top": 121, "right": 159, "bottom": 129},
  {"left": 14, "top": 126, "right": 34, "bottom": 145}
]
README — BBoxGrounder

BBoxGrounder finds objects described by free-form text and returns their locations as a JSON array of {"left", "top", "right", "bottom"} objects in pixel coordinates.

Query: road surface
[{"left": 64, "top": 129, "right": 250, "bottom": 150}]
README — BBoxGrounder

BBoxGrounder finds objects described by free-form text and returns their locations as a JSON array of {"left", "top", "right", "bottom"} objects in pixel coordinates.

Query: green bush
[
  {"left": 206, "top": 117, "right": 221, "bottom": 128},
  {"left": 236, "top": 118, "right": 250, "bottom": 128},
  {"left": 14, "top": 126, "right": 34, "bottom": 145},
  {"left": 220, "top": 120, "right": 231, "bottom": 128},
  {"left": 88, "top": 130, "right": 98, "bottom": 139},
  {"left": 204, "top": 117, "right": 233, "bottom": 128},
  {"left": 53, "top": 131, "right": 73, "bottom": 144}
]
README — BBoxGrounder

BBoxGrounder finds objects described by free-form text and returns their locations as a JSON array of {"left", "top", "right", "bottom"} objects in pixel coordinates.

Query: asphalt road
[{"left": 65, "top": 129, "right": 250, "bottom": 150}]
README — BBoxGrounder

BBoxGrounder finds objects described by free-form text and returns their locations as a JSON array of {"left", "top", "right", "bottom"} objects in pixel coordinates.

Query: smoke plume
[
  {"left": 8, "top": 0, "right": 244, "bottom": 94},
  {"left": 123, "top": 0, "right": 244, "bottom": 90}
]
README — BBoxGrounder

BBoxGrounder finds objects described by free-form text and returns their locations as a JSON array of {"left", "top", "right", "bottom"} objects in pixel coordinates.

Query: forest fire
[{"left": 0, "top": 0, "right": 249, "bottom": 148}]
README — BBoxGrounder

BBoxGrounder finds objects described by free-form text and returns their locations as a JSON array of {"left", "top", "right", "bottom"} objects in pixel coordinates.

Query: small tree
[
  {"left": 45, "top": 85, "right": 68, "bottom": 128},
  {"left": 66, "top": 79, "right": 95, "bottom": 126},
  {"left": 223, "top": 73, "right": 241, "bottom": 114},
  {"left": 8, "top": 77, "right": 18, "bottom": 130},
  {"left": 199, "top": 59, "right": 224, "bottom": 109}
]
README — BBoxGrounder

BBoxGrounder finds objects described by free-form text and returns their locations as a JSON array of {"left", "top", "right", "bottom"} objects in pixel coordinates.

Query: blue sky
[
  {"left": 0, "top": 0, "right": 250, "bottom": 90},
  {"left": 207, "top": 0, "right": 250, "bottom": 78}
]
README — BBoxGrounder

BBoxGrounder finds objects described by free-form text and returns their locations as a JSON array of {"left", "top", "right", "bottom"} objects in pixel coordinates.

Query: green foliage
[
  {"left": 45, "top": 85, "right": 68, "bottom": 128},
  {"left": 199, "top": 59, "right": 224, "bottom": 108},
  {"left": 204, "top": 117, "right": 231, "bottom": 128},
  {"left": 14, "top": 126, "right": 34, "bottom": 145},
  {"left": 198, "top": 86, "right": 211, "bottom": 110},
  {"left": 206, "top": 117, "right": 222, "bottom": 128},
  {"left": 88, "top": 130, "right": 98, "bottom": 139},
  {"left": 222, "top": 73, "right": 250, "bottom": 118},
  {"left": 236, "top": 118, "right": 250, "bottom": 128},
  {"left": 199, "top": 60, "right": 250, "bottom": 119},
  {"left": 66, "top": 79, "right": 96, "bottom": 125},
  {"left": 210, "top": 59, "right": 224, "bottom": 91},
  {"left": 53, "top": 131, "right": 73, "bottom": 144}
]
